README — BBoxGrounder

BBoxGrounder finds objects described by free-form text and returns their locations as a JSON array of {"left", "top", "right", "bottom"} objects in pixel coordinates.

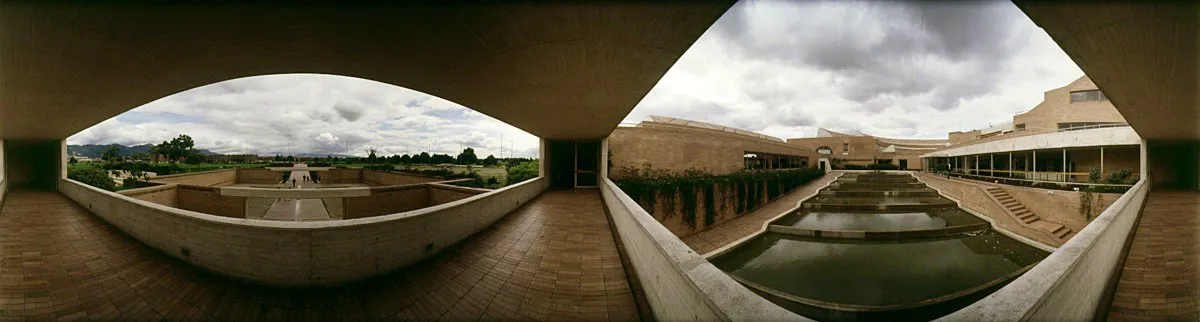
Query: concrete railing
[
  {"left": 59, "top": 176, "right": 548, "bottom": 286},
  {"left": 940, "top": 178, "right": 1149, "bottom": 321},
  {"left": 599, "top": 177, "right": 807, "bottom": 321}
]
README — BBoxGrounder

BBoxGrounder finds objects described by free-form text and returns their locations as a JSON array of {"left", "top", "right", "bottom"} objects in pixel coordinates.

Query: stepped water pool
[{"left": 712, "top": 172, "right": 1049, "bottom": 321}]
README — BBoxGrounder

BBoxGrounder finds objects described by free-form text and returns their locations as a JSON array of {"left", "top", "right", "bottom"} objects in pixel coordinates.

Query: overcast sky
[{"left": 68, "top": 0, "right": 1083, "bottom": 155}]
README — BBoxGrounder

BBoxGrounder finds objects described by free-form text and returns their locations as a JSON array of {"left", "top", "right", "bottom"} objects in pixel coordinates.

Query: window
[
  {"left": 1070, "top": 90, "right": 1107, "bottom": 103},
  {"left": 1015, "top": 124, "right": 1026, "bottom": 131},
  {"left": 842, "top": 143, "right": 849, "bottom": 152},
  {"left": 816, "top": 146, "right": 832, "bottom": 155}
]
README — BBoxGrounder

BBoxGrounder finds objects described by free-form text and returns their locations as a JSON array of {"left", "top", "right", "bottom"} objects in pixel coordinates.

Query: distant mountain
[{"left": 68, "top": 144, "right": 219, "bottom": 158}]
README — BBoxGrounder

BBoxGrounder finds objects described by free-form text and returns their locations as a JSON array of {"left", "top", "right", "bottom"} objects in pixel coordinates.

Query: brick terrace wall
[
  {"left": 235, "top": 168, "right": 280, "bottom": 184},
  {"left": 176, "top": 185, "right": 245, "bottom": 218},
  {"left": 343, "top": 185, "right": 430, "bottom": 219},
  {"left": 322, "top": 168, "right": 363, "bottom": 184},
  {"left": 428, "top": 184, "right": 488, "bottom": 205},
  {"left": 609, "top": 123, "right": 816, "bottom": 177},
  {"left": 916, "top": 173, "right": 1062, "bottom": 246},
  {"left": 363, "top": 169, "right": 443, "bottom": 186},
  {"left": 150, "top": 169, "right": 237, "bottom": 186},
  {"left": 119, "top": 185, "right": 178, "bottom": 207},
  {"left": 645, "top": 181, "right": 770, "bottom": 238}
]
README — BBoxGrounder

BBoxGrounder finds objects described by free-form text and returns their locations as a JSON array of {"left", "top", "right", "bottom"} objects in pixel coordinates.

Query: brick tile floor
[
  {"left": 1108, "top": 190, "right": 1200, "bottom": 321},
  {"left": 681, "top": 171, "right": 842, "bottom": 255},
  {"left": 0, "top": 190, "right": 637, "bottom": 321}
]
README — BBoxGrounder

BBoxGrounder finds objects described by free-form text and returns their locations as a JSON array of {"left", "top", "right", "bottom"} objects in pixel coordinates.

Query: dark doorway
[
  {"left": 819, "top": 160, "right": 827, "bottom": 170},
  {"left": 576, "top": 142, "right": 599, "bottom": 187},
  {"left": 1147, "top": 140, "right": 1199, "bottom": 190},
  {"left": 547, "top": 141, "right": 575, "bottom": 189},
  {"left": 899, "top": 159, "right": 908, "bottom": 170},
  {"left": 5, "top": 140, "right": 61, "bottom": 190}
]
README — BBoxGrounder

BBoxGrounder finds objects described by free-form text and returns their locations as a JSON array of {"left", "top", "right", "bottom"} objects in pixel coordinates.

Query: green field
[{"left": 345, "top": 164, "right": 508, "bottom": 183}]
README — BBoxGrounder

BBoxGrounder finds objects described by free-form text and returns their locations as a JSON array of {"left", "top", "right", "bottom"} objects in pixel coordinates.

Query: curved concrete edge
[
  {"left": 703, "top": 171, "right": 844, "bottom": 259},
  {"left": 911, "top": 173, "right": 1057, "bottom": 253},
  {"left": 219, "top": 186, "right": 371, "bottom": 198},
  {"left": 58, "top": 176, "right": 549, "bottom": 286},
  {"left": 599, "top": 177, "right": 811, "bottom": 322},
  {"left": 938, "top": 179, "right": 1149, "bottom": 321},
  {"left": 767, "top": 222, "right": 989, "bottom": 240},
  {"left": 117, "top": 183, "right": 176, "bottom": 196},
  {"left": 920, "top": 126, "right": 1141, "bottom": 158},
  {"left": 427, "top": 182, "right": 493, "bottom": 194}
]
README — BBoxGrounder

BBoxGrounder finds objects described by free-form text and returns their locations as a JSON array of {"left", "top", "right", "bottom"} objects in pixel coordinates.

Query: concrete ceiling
[
  {"left": 0, "top": 2, "right": 732, "bottom": 141},
  {"left": 1016, "top": 2, "right": 1199, "bottom": 140}
]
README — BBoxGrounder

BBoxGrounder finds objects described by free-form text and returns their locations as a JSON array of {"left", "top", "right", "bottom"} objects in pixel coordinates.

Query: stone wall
[
  {"left": 915, "top": 174, "right": 1061, "bottom": 246},
  {"left": 363, "top": 169, "right": 443, "bottom": 186},
  {"left": 642, "top": 182, "right": 768, "bottom": 238},
  {"left": 235, "top": 168, "right": 280, "bottom": 184},
  {"left": 57, "top": 176, "right": 549, "bottom": 286},
  {"left": 151, "top": 169, "right": 238, "bottom": 186},
  {"left": 176, "top": 185, "right": 244, "bottom": 218},
  {"left": 119, "top": 185, "right": 178, "bottom": 207},
  {"left": 343, "top": 185, "right": 431, "bottom": 219},
  {"left": 1012, "top": 76, "right": 1129, "bottom": 134}
]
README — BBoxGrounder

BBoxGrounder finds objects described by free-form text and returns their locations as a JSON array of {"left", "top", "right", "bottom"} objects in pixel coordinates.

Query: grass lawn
[{"left": 342, "top": 163, "right": 508, "bottom": 183}]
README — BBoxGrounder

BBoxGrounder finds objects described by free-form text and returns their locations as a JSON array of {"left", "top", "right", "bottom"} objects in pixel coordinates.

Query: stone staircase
[{"left": 985, "top": 187, "right": 1072, "bottom": 240}]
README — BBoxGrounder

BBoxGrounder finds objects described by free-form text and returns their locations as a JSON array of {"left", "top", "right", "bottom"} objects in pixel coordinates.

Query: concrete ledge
[
  {"left": 219, "top": 186, "right": 372, "bottom": 198},
  {"left": 428, "top": 182, "right": 493, "bottom": 194},
  {"left": 704, "top": 172, "right": 844, "bottom": 258},
  {"left": 58, "top": 176, "right": 549, "bottom": 286},
  {"left": 768, "top": 223, "right": 990, "bottom": 239},
  {"left": 118, "top": 183, "right": 176, "bottom": 196},
  {"left": 600, "top": 177, "right": 809, "bottom": 321},
  {"left": 939, "top": 179, "right": 1149, "bottom": 321},
  {"left": 921, "top": 127, "right": 1140, "bottom": 158}
]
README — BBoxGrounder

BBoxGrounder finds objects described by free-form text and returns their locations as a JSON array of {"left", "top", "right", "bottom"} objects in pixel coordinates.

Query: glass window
[
  {"left": 1015, "top": 124, "right": 1026, "bottom": 131},
  {"left": 842, "top": 143, "right": 849, "bottom": 152},
  {"left": 1070, "top": 90, "right": 1107, "bottom": 103}
]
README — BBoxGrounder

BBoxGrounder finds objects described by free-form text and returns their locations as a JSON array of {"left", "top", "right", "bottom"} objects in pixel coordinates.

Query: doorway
[
  {"left": 899, "top": 159, "right": 908, "bottom": 170},
  {"left": 546, "top": 140, "right": 600, "bottom": 189}
]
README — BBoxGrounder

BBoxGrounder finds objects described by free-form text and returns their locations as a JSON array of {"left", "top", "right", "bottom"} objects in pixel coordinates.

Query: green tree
[
  {"left": 482, "top": 155, "right": 497, "bottom": 167},
  {"left": 154, "top": 134, "right": 195, "bottom": 163},
  {"left": 413, "top": 152, "right": 432, "bottom": 164},
  {"left": 130, "top": 152, "right": 149, "bottom": 161},
  {"left": 457, "top": 147, "right": 479, "bottom": 165},
  {"left": 505, "top": 160, "right": 539, "bottom": 185},
  {"left": 366, "top": 147, "right": 378, "bottom": 164},
  {"left": 69, "top": 156, "right": 78, "bottom": 164},
  {"left": 400, "top": 154, "right": 412, "bottom": 164},
  {"left": 100, "top": 145, "right": 121, "bottom": 161},
  {"left": 68, "top": 167, "right": 116, "bottom": 191}
]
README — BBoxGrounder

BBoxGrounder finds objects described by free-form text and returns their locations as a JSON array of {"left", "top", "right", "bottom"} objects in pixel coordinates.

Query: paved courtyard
[
  {"left": 1108, "top": 190, "right": 1200, "bottom": 321},
  {"left": 0, "top": 189, "right": 637, "bottom": 320}
]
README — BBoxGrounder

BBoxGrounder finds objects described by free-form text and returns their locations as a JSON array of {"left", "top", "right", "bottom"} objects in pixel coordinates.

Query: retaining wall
[
  {"left": 176, "top": 185, "right": 244, "bottom": 218},
  {"left": 119, "top": 184, "right": 178, "bottom": 207},
  {"left": 58, "top": 176, "right": 547, "bottom": 286},
  {"left": 150, "top": 168, "right": 238, "bottom": 186},
  {"left": 235, "top": 168, "right": 280, "bottom": 184},
  {"left": 363, "top": 169, "right": 444, "bottom": 186},
  {"left": 940, "top": 179, "right": 1149, "bottom": 321},
  {"left": 599, "top": 177, "right": 807, "bottom": 321}
]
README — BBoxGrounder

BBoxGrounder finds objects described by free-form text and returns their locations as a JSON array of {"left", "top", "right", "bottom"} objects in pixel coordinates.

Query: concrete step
[
  {"left": 1018, "top": 212, "right": 1036, "bottom": 220},
  {"left": 997, "top": 195, "right": 1015, "bottom": 200},
  {"left": 1001, "top": 200, "right": 1019, "bottom": 206},
  {"left": 1014, "top": 209, "right": 1033, "bottom": 217},
  {"left": 1008, "top": 205, "right": 1027, "bottom": 211},
  {"left": 1054, "top": 227, "right": 1072, "bottom": 239},
  {"left": 1021, "top": 216, "right": 1040, "bottom": 224}
]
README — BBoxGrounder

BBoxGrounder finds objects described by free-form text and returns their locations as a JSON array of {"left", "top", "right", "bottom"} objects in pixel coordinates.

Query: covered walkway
[
  {"left": 0, "top": 190, "right": 637, "bottom": 320},
  {"left": 1108, "top": 190, "right": 1200, "bottom": 320}
]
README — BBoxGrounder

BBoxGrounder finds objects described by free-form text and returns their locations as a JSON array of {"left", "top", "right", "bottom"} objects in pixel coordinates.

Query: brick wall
[
  {"left": 343, "top": 185, "right": 430, "bottom": 219},
  {"left": 235, "top": 168, "right": 280, "bottom": 184},
  {"left": 151, "top": 169, "right": 238, "bottom": 186},
  {"left": 119, "top": 185, "right": 178, "bottom": 207},
  {"left": 176, "top": 185, "right": 245, "bottom": 218},
  {"left": 363, "top": 169, "right": 443, "bottom": 186},
  {"left": 321, "top": 168, "right": 363, "bottom": 184}
]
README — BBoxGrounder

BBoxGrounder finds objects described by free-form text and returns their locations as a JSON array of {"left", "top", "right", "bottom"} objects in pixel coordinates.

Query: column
[
  {"left": 1062, "top": 148, "right": 1067, "bottom": 182},
  {"left": 990, "top": 153, "right": 995, "bottom": 177},
  {"left": 1009, "top": 152, "right": 1013, "bottom": 178},
  {"left": 975, "top": 154, "right": 979, "bottom": 175},
  {"left": 1032, "top": 150, "right": 1037, "bottom": 179},
  {"left": 1100, "top": 146, "right": 1105, "bottom": 178}
]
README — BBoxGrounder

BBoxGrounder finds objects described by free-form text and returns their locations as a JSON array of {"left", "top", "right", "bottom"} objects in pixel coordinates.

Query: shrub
[
  {"left": 614, "top": 167, "right": 826, "bottom": 228},
  {"left": 363, "top": 164, "right": 395, "bottom": 171},
  {"left": 505, "top": 161, "right": 539, "bottom": 185},
  {"left": 121, "top": 177, "right": 158, "bottom": 189},
  {"left": 69, "top": 167, "right": 116, "bottom": 191}
]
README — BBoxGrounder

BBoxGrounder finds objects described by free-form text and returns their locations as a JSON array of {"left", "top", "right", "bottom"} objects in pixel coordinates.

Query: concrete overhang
[
  {"left": 0, "top": 2, "right": 733, "bottom": 141},
  {"left": 920, "top": 127, "right": 1141, "bottom": 158},
  {"left": 1015, "top": 2, "right": 1200, "bottom": 140}
]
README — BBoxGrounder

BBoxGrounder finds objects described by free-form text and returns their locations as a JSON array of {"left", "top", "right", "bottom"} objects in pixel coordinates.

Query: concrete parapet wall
[
  {"left": 599, "top": 177, "right": 807, "bottom": 321},
  {"left": 57, "top": 176, "right": 548, "bottom": 286},
  {"left": 150, "top": 168, "right": 238, "bottom": 186},
  {"left": 235, "top": 168, "right": 280, "bottom": 184},
  {"left": 941, "top": 179, "right": 1149, "bottom": 321},
  {"left": 176, "top": 185, "right": 245, "bottom": 218},
  {"left": 119, "top": 184, "right": 178, "bottom": 207},
  {"left": 916, "top": 174, "right": 1062, "bottom": 246}
]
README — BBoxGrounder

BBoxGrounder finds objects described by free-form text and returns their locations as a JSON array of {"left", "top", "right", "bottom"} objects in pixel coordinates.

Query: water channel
[{"left": 711, "top": 172, "right": 1049, "bottom": 321}]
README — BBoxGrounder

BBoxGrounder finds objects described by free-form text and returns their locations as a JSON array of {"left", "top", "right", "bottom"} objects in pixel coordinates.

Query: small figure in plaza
[{"left": 292, "top": 178, "right": 297, "bottom": 187}]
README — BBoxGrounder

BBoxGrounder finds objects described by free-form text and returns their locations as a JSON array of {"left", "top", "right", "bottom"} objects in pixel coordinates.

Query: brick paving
[
  {"left": 0, "top": 190, "right": 637, "bottom": 321},
  {"left": 1108, "top": 190, "right": 1200, "bottom": 321},
  {"left": 682, "top": 171, "right": 843, "bottom": 255}
]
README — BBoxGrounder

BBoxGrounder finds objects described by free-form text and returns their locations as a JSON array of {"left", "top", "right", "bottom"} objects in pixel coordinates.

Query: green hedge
[{"left": 614, "top": 167, "right": 825, "bottom": 229}]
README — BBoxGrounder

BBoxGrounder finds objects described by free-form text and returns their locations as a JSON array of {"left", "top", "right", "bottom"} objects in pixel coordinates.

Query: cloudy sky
[{"left": 68, "top": 0, "right": 1083, "bottom": 155}]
